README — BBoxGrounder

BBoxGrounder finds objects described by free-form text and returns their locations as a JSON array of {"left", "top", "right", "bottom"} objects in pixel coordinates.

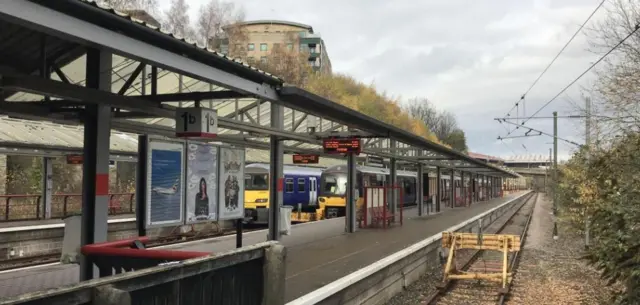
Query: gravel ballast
[{"left": 385, "top": 193, "right": 617, "bottom": 305}]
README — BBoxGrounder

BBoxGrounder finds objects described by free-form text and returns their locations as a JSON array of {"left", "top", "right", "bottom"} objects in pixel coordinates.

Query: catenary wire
[
  {"left": 501, "top": 0, "right": 606, "bottom": 118},
  {"left": 517, "top": 22, "right": 640, "bottom": 128}
]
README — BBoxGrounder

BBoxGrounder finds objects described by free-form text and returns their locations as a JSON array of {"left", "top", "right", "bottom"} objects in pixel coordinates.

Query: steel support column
[
  {"left": 80, "top": 48, "right": 112, "bottom": 281},
  {"left": 417, "top": 163, "right": 424, "bottom": 216},
  {"left": 489, "top": 177, "right": 496, "bottom": 199},
  {"left": 461, "top": 171, "right": 466, "bottom": 207},
  {"left": 135, "top": 135, "right": 148, "bottom": 237},
  {"left": 436, "top": 167, "right": 441, "bottom": 212},
  {"left": 450, "top": 170, "right": 455, "bottom": 208},
  {"left": 484, "top": 176, "right": 487, "bottom": 200},
  {"left": 476, "top": 175, "right": 481, "bottom": 202},
  {"left": 41, "top": 157, "right": 53, "bottom": 219},
  {"left": 345, "top": 153, "right": 357, "bottom": 233},
  {"left": 471, "top": 174, "right": 475, "bottom": 204},
  {"left": 268, "top": 103, "right": 284, "bottom": 241},
  {"left": 389, "top": 141, "right": 397, "bottom": 215}
]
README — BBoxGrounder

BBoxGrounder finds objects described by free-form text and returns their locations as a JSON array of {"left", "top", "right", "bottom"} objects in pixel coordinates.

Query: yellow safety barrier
[{"left": 440, "top": 232, "right": 521, "bottom": 290}]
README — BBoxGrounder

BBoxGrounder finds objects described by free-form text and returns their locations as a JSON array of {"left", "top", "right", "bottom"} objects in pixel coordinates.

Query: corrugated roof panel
[
  {"left": 78, "top": 0, "right": 282, "bottom": 82},
  {"left": 0, "top": 117, "right": 345, "bottom": 166}
]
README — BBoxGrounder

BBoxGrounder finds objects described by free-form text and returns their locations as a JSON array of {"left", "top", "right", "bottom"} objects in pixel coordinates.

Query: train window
[
  {"left": 404, "top": 180, "right": 413, "bottom": 195},
  {"left": 297, "top": 178, "right": 305, "bottom": 192},
  {"left": 245, "top": 174, "right": 269, "bottom": 190},
  {"left": 285, "top": 178, "right": 294, "bottom": 193},
  {"left": 321, "top": 174, "right": 347, "bottom": 196}
]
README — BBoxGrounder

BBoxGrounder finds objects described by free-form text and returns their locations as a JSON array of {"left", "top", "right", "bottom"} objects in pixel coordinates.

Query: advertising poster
[
  {"left": 146, "top": 139, "right": 185, "bottom": 228},
  {"left": 218, "top": 147, "right": 245, "bottom": 220},
  {"left": 185, "top": 142, "right": 218, "bottom": 223}
]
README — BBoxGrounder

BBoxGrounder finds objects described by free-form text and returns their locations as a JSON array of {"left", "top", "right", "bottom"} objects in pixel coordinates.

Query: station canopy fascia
[{"left": 0, "top": 0, "right": 518, "bottom": 178}]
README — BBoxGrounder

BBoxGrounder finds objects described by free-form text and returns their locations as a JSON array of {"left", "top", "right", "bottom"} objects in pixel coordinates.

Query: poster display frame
[
  {"left": 144, "top": 136, "right": 186, "bottom": 229},
  {"left": 218, "top": 147, "right": 246, "bottom": 220},
  {"left": 184, "top": 141, "right": 220, "bottom": 224}
]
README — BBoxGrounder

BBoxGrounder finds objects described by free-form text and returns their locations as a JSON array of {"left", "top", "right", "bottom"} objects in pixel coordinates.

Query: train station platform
[{"left": 0, "top": 192, "right": 525, "bottom": 302}]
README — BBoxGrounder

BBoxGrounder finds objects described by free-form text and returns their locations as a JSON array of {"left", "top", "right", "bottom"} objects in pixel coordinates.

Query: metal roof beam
[
  {"left": 0, "top": 74, "right": 315, "bottom": 143},
  {"left": 116, "top": 62, "right": 144, "bottom": 95},
  {"left": 142, "top": 90, "right": 248, "bottom": 102},
  {"left": 311, "top": 130, "right": 375, "bottom": 138},
  {"left": 278, "top": 87, "right": 517, "bottom": 177},
  {"left": 0, "top": 0, "right": 280, "bottom": 100}
]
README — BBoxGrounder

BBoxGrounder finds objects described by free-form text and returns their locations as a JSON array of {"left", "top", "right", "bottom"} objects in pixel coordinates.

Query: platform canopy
[{"left": 0, "top": 0, "right": 519, "bottom": 178}]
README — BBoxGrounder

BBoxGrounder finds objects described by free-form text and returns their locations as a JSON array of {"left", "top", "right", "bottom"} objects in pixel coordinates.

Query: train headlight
[
  {"left": 319, "top": 197, "right": 325, "bottom": 203},
  {"left": 255, "top": 198, "right": 268, "bottom": 203}
]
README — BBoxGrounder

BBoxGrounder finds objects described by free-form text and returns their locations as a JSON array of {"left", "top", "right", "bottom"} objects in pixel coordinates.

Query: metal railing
[{"left": 0, "top": 193, "right": 135, "bottom": 221}]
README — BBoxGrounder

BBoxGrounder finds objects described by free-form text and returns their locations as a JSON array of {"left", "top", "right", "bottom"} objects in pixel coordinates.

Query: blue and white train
[{"left": 243, "top": 163, "right": 322, "bottom": 223}]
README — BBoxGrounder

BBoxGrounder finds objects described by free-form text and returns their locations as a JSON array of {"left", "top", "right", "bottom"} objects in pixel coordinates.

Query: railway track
[
  {"left": 0, "top": 226, "right": 264, "bottom": 272},
  {"left": 424, "top": 192, "right": 538, "bottom": 305}
]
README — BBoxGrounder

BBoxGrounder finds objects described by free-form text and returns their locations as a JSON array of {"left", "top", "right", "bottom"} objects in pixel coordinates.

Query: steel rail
[{"left": 497, "top": 192, "right": 537, "bottom": 304}]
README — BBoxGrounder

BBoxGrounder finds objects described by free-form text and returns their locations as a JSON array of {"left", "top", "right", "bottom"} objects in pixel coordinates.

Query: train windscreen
[
  {"left": 245, "top": 174, "right": 269, "bottom": 190},
  {"left": 320, "top": 173, "right": 347, "bottom": 196}
]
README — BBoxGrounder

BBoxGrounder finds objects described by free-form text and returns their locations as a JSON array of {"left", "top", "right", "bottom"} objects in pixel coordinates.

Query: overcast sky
[{"left": 158, "top": 0, "right": 607, "bottom": 161}]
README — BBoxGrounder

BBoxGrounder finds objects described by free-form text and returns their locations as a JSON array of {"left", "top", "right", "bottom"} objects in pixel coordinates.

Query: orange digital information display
[
  {"left": 66, "top": 154, "right": 84, "bottom": 165},
  {"left": 293, "top": 154, "right": 320, "bottom": 164},
  {"left": 322, "top": 138, "right": 362, "bottom": 154}
]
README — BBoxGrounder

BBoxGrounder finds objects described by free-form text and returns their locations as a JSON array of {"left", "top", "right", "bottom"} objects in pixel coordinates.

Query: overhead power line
[
  {"left": 512, "top": 22, "right": 640, "bottom": 132},
  {"left": 501, "top": 0, "right": 606, "bottom": 118}
]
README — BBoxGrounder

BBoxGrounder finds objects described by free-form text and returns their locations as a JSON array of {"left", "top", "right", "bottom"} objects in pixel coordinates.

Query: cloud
[{"left": 159, "top": 0, "right": 605, "bottom": 160}]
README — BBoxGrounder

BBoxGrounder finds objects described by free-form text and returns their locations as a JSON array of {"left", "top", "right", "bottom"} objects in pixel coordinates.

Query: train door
[{"left": 309, "top": 177, "right": 318, "bottom": 205}]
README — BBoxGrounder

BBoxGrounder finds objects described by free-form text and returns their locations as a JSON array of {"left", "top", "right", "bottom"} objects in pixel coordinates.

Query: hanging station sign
[
  {"left": 292, "top": 154, "right": 320, "bottom": 164},
  {"left": 365, "top": 156, "right": 384, "bottom": 168},
  {"left": 322, "top": 138, "right": 362, "bottom": 154},
  {"left": 175, "top": 107, "right": 218, "bottom": 139},
  {"left": 66, "top": 154, "right": 115, "bottom": 165}
]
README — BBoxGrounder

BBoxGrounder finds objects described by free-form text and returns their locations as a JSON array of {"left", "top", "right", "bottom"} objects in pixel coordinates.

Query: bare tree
[
  {"left": 404, "top": 97, "right": 466, "bottom": 150},
  {"left": 579, "top": 0, "right": 640, "bottom": 145},
  {"left": 162, "top": 0, "right": 195, "bottom": 40},
  {"left": 195, "top": 0, "right": 245, "bottom": 48},
  {"left": 432, "top": 111, "right": 459, "bottom": 141},
  {"left": 405, "top": 97, "right": 440, "bottom": 129}
]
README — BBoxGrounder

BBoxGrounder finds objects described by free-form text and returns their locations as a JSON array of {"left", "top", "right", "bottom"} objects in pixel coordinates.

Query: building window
[
  {"left": 287, "top": 43, "right": 293, "bottom": 50},
  {"left": 247, "top": 43, "right": 255, "bottom": 51},
  {"left": 260, "top": 56, "right": 268, "bottom": 64},
  {"left": 285, "top": 178, "right": 294, "bottom": 193},
  {"left": 297, "top": 178, "right": 305, "bottom": 192},
  {"left": 260, "top": 43, "right": 268, "bottom": 51},
  {"left": 247, "top": 57, "right": 255, "bottom": 63}
]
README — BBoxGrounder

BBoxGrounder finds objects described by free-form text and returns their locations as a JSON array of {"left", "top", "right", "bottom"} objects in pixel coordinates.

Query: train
[
  {"left": 243, "top": 163, "right": 322, "bottom": 223},
  {"left": 242, "top": 162, "right": 468, "bottom": 224}
]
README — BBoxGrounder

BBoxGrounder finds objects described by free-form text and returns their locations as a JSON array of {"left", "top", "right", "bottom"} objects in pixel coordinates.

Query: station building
[{"left": 215, "top": 20, "right": 332, "bottom": 74}]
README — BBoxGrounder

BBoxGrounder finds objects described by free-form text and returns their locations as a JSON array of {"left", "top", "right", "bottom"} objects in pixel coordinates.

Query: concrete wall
[
  {"left": 0, "top": 219, "right": 237, "bottom": 260},
  {"left": 0, "top": 220, "right": 136, "bottom": 259}
]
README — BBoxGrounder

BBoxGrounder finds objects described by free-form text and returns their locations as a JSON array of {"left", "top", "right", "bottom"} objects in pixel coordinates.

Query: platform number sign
[{"left": 175, "top": 107, "right": 218, "bottom": 139}]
